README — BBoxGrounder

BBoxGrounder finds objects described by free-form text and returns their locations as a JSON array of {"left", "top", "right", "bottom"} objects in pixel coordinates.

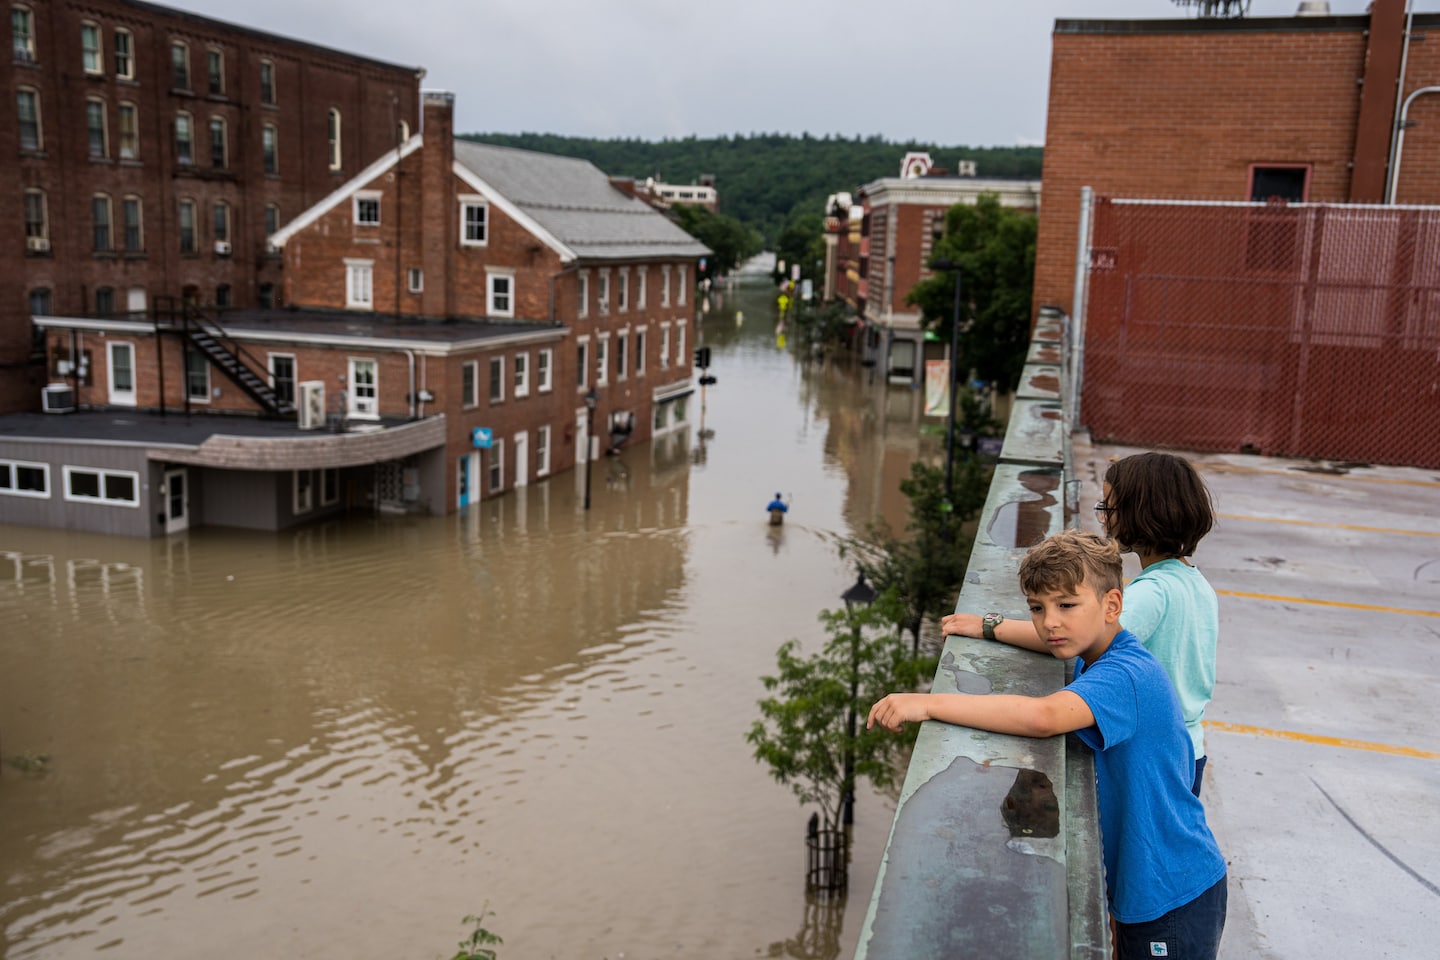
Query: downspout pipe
[
  {"left": 404, "top": 349, "right": 416, "bottom": 419},
  {"left": 1387, "top": 85, "right": 1440, "bottom": 204},
  {"left": 1384, "top": 0, "right": 1417, "bottom": 204}
]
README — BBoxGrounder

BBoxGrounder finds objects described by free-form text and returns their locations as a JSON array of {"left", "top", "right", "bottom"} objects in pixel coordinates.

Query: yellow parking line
[
  {"left": 1217, "top": 513, "right": 1440, "bottom": 538},
  {"left": 1205, "top": 720, "right": 1440, "bottom": 761},
  {"left": 1216, "top": 589, "right": 1440, "bottom": 618},
  {"left": 1202, "top": 463, "right": 1440, "bottom": 488}
]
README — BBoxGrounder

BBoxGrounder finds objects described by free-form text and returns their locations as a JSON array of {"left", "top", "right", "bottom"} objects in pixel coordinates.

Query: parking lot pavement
[{"left": 1070, "top": 434, "right": 1440, "bottom": 960}]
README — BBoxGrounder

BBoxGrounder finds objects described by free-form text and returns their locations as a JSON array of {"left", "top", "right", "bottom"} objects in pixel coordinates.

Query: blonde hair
[{"left": 1018, "top": 529, "right": 1122, "bottom": 597}]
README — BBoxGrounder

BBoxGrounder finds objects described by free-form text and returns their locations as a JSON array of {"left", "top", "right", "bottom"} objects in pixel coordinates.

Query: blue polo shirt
[{"left": 1070, "top": 630, "right": 1227, "bottom": 923}]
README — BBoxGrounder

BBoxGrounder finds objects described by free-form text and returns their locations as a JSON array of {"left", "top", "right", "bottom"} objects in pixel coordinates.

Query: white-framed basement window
[{"left": 63, "top": 466, "right": 139, "bottom": 507}]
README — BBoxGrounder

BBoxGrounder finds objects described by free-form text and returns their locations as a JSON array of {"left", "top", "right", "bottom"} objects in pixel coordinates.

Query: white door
[
  {"left": 513, "top": 431, "right": 529, "bottom": 488},
  {"left": 163, "top": 468, "right": 189, "bottom": 533},
  {"left": 108, "top": 341, "right": 136, "bottom": 405}
]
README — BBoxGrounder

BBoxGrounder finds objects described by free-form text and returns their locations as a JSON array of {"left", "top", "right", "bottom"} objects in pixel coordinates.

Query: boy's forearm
[{"left": 868, "top": 691, "right": 1088, "bottom": 739}]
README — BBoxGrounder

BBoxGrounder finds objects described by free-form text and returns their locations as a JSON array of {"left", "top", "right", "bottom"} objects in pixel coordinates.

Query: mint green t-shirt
[{"left": 1119, "top": 558, "right": 1219, "bottom": 759}]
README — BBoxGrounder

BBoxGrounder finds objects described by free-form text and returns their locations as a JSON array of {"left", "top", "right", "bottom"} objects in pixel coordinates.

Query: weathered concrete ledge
[{"left": 854, "top": 309, "right": 1106, "bottom": 958}]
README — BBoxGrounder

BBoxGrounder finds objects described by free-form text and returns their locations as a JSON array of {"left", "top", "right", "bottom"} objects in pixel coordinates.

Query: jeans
[{"left": 1114, "top": 874, "right": 1227, "bottom": 960}]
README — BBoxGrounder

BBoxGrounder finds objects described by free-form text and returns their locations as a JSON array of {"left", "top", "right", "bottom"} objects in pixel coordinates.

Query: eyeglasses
[{"left": 1093, "top": 501, "right": 1114, "bottom": 515}]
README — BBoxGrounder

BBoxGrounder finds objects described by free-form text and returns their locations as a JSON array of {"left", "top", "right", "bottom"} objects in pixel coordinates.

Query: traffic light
[{"left": 694, "top": 346, "right": 711, "bottom": 369}]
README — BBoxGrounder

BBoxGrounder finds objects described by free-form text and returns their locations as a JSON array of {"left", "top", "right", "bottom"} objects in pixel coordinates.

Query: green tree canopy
[
  {"left": 905, "top": 193, "right": 1037, "bottom": 392},
  {"left": 671, "top": 205, "right": 762, "bottom": 279}
]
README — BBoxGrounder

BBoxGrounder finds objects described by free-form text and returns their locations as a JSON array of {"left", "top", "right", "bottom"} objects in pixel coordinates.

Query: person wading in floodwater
[{"left": 767, "top": 492, "right": 789, "bottom": 526}]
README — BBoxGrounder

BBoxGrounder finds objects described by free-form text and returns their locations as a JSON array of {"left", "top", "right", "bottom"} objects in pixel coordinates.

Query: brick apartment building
[{"left": 3, "top": 0, "right": 422, "bottom": 413}]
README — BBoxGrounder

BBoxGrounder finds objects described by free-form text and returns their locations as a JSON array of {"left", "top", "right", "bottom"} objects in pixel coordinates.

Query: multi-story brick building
[
  {"left": 1034, "top": 1, "right": 1440, "bottom": 315},
  {"left": 3, "top": 0, "right": 422, "bottom": 413}
]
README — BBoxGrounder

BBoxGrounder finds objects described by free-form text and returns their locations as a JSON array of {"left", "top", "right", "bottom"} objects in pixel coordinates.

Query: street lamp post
[
  {"left": 583, "top": 389, "right": 598, "bottom": 510},
  {"left": 931, "top": 258, "right": 963, "bottom": 505},
  {"left": 840, "top": 570, "right": 877, "bottom": 827}
]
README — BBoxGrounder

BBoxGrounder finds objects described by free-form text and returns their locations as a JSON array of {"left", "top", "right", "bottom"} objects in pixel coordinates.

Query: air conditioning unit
[
  {"left": 214, "top": 240, "right": 232, "bottom": 256},
  {"left": 297, "top": 380, "right": 325, "bottom": 430},
  {"left": 26, "top": 236, "right": 50, "bottom": 253},
  {"left": 41, "top": 383, "right": 75, "bottom": 413}
]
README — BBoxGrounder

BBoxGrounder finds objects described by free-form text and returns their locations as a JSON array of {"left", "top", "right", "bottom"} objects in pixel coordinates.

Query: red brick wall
[{"left": 1034, "top": 16, "right": 1440, "bottom": 315}]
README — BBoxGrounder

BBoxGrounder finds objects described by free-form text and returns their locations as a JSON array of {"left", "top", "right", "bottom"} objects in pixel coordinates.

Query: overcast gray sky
[{"left": 168, "top": 0, "right": 1424, "bottom": 145}]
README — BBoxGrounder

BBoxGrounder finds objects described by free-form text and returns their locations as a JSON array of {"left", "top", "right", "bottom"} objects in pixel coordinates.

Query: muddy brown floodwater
[{"left": 0, "top": 274, "right": 940, "bottom": 960}]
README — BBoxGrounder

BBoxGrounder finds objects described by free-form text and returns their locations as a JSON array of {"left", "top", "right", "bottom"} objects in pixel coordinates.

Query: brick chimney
[
  {"left": 419, "top": 91, "right": 457, "bottom": 318},
  {"left": 609, "top": 176, "right": 637, "bottom": 197}
]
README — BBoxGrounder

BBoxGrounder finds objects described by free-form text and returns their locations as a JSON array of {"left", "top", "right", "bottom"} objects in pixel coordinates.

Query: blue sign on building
[{"left": 472, "top": 427, "right": 493, "bottom": 449}]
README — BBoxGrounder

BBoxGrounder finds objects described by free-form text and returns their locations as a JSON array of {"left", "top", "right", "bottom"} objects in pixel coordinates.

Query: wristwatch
[{"left": 982, "top": 612, "right": 1005, "bottom": 641}]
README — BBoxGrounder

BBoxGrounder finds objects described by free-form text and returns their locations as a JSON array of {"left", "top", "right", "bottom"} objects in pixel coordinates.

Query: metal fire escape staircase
[{"left": 156, "top": 298, "right": 295, "bottom": 418}]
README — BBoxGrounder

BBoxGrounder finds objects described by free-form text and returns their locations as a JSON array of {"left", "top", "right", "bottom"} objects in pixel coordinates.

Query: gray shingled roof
[{"left": 452, "top": 140, "right": 710, "bottom": 262}]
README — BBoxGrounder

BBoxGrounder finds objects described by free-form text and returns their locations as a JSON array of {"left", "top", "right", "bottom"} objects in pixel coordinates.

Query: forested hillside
[{"left": 458, "top": 131, "right": 1043, "bottom": 243}]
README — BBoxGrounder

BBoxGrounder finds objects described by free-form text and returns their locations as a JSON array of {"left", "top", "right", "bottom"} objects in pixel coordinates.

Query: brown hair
[
  {"left": 1103, "top": 453, "right": 1214, "bottom": 558},
  {"left": 1018, "top": 529, "right": 1123, "bottom": 598}
]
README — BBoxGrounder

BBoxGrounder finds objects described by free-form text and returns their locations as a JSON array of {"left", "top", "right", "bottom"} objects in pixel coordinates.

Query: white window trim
[
  {"left": 661, "top": 265, "right": 672, "bottom": 307},
  {"left": 617, "top": 329, "right": 629, "bottom": 382},
  {"left": 347, "top": 357, "right": 378, "bottom": 420},
  {"left": 81, "top": 21, "right": 103, "bottom": 75},
  {"left": 171, "top": 40, "right": 189, "bottom": 89},
  {"left": 618, "top": 269, "right": 629, "bottom": 313},
  {"left": 345, "top": 258, "right": 374, "bottom": 311},
  {"left": 117, "top": 101, "right": 138, "bottom": 160},
  {"left": 489, "top": 355, "right": 505, "bottom": 404},
  {"left": 293, "top": 469, "right": 313, "bottom": 514},
  {"left": 114, "top": 28, "right": 134, "bottom": 80},
  {"left": 327, "top": 107, "right": 342, "bottom": 171},
  {"left": 678, "top": 265, "right": 688, "bottom": 306},
  {"left": 577, "top": 336, "right": 590, "bottom": 390},
  {"left": 0, "top": 459, "right": 51, "bottom": 499},
  {"left": 637, "top": 265, "right": 648, "bottom": 309},
  {"left": 488, "top": 269, "right": 515, "bottom": 318},
  {"left": 185, "top": 346, "right": 211, "bottom": 403},
  {"left": 659, "top": 322, "right": 671, "bottom": 370},
  {"left": 460, "top": 195, "right": 488, "bottom": 246},
  {"left": 635, "top": 324, "right": 647, "bottom": 377},
  {"left": 262, "top": 123, "right": 278, "bottom": 174},
  {"left": 463, "top": 359, "right": 480, "bottom": 409},
  {"left": 267, "top": 352, "right": 296, "bottom": 403},
  {"left": 577, "top": 270, "right": 589, "bottom": 318},
  {"left": 598, "top": 268, "right": 611, "bottom": 315},
  {"left": 63, "top": 466, "right": 140, "bottom": 508},
  {"left": 259, "top": 59, "right": 275, "bottom": 104},
  {"left": 538, "top": 347, "right": 553, "bottom": 393},
  {"left": 86, "top": 96, "right": 108, "bottom": 159},
  {"left": 514, "top": 351, "right": 530, "bottom": 398},
  {"left": 536, "top": 424, "right": 551, "bottom": 477},
  {"left": 354, "top": 190, "right": 381, "bottom": 227},
  {"left": 407, "top": 268, "right": 423, "bottom": 293},
  {"left": 206, "top": 47, "right": 224, "bottom": 95},
  {"left": 17, "top": 86, "right": 43, "bottom": 151},
  {"left": 677, "top": 320, "right": 687, "bottom": 368},
  {"left": 107, "top": 340, "right": 136, "bottom": 406},
  {"left": 13, "top": 5, "right": 35, "bottom": 62},
  {"left": 488, "top": 437, "right": 505, "bottom": 493},
  {"left": 596, "top": 333, "right": 610, "bottom": 387}
]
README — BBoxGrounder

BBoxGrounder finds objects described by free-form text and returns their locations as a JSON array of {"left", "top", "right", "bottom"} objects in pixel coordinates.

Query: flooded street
[{"left": 0, "top": 275, "right": 939, "bottom": 960}]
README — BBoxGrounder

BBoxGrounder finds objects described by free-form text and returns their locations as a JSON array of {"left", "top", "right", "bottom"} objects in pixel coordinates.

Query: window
[
  {"left": 637, "top": 265, "right": 648, "bottom": 308},
  {"left": 213, "top": 201, "right": 229, "bottom": 245},
  {"left": 326, "top": 108, "right": 341, "bottom": 170},
  {"left": 676, "top": 320, "right": 686, "bottom": 367},
  {"left": 407, "top": 268, "right": 423, "bottom": 293},
  {"left": 489, "top": 356, "right": 504, "bottom": 403},
  {"left": 185, "top": 346, "right": 210, "bottom": 401},
  {"left": 0, "top": 459, "right": 49, "bottom": 499},
  {"left": 178, "top": 199, "right": 195, "bottom": 253},
  {"left": 268, "top": 353, "right": 295, "bottom": 405},
  {"left": 462, "top": 360, "right": 479, "bottom": 408},
  {"left": 64, "top": 467, "right": 139, "bottom": 507},
  {"left": 598, "top": 269, "right": 611, "bottom": 315},
  {"left": 661, "top": 265, "right": 672, "bottom": 307},
  {"left": 488, "top": 438, "right": 504, "bottom": 493},
  {"left": 596, "top": 334, "right": 610, "bottom": 387},
  {"left": 398, "top": 120, "right": 409, "bottom": 141},
  {"left": 354, "top": 192, "right": 380, "bottom": 226},
  {"left": 257, "top": 283, "right": 274, "bottom": 309},
  {"left": 577, "top": 337, "right": 589, "bottom": 389},
  {"left": 92, "top": 194, "right": 112, "bottom": 252},
  {"left": 488, "top": 272, "right": 513, "bottom": 317},
  {"left": 122, "top": 196, "right": 142, "bottom": 252},
  {"left": 538, "top": 348, "right": 552, "bottom": 392},
  {"left": 117, "top": 102, "right": 137, "bottom": 159},
  {"left": 514, "top": 352, "right": 529, "bottom": 397},
  {"left": 536, "top": 424, "right": 551, "bottom": 477},
  {"left": 262, "top": 123, "right": 277, "bottom": 174},
  {"left": 171, "top": 40, "right": 189, "bottom": 89},
  {"left": 30, "top": 287, "right": 51, "bottom": 318},
  {"left": 259, "top": 60, "right": 275, "bottom": 104},
  {"left": 12, "top": 6, "right": 35, "bottom": 62},
  {"left": 81, "top": 21, "right": 102, "bottom": 74},
  {"left": 1249, "top": 165, "right": 1309, "bottom": 203},
  {"left": 617, "top": 330, "right": 628, "bottom": 380},
  {"left": 635, "top": 327, "right": 646, "bottom": 376},
  {"left": 107, "top": 341, "right": 135, "bottom": 405},
  {"left": 207, "top": 48, "right": 223, "bottom": 95},
  {"left": 175, "top": 112, "right": 193, "bottom": 165},
  {"left": 678, "top": 265, "right": 688, "bottom": 306},
  {"left": 17, "top": 88, "right": 41, "bottom": 151},
  {"left": 127, "top": 286, "right": 145, "bottom": 313},
  {"left": 86, "top": 98, "right": 107, "bottom": 158},
  {"left": 321, "top": 468, "right": 338, "bottom": 507},
  {"left": 23, "top": 189, "right": 46, "bottom": 243},
  {"left": 578, "top": 270, "right": 589, "bottom": 317},
  {"left": 94, "top": 287, "right": 114, "bottom": 314},
  {"left": 618, "top": 270, "right": 629, "bottom": 312},
  {"left": 293, "top": 469, "right": 312, "bottom": 514},
  {"left": 660, "top": 324, "right": 671, "bottom": 369},
  {"left": 264, "top": 204, "right": 280, "bottom": 242},
  {"left": 461, "top": 198, "right": 487, "bottom": 244},
  {"left": 114, "top": 29, "right": 132, "bottom": 79},
  {"left": 348, "top": 358, "right": 377, "bottom": 418},
  {"left": 209, "top": 116, "right": 226, "bottom": 168},
  {"left": 345, "top": 259, "right": 373, "bottom": 310}
]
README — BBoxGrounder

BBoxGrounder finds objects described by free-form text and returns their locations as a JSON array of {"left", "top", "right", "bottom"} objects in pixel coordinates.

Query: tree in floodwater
[{"left": 747, "top": 587, "right": 935, "bottom": 835}]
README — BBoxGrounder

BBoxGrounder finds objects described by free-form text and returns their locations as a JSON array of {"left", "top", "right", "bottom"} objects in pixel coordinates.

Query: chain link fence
[{"left": 1079, "top": 197, "right": 1440, "bottom": 469}]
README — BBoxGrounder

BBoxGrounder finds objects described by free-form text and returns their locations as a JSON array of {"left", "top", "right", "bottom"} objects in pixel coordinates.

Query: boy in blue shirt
[{"left": 868, "top": 529, "right": 1227, "bottom": 959}]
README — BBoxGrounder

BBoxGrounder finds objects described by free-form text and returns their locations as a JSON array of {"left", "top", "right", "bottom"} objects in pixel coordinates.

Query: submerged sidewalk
[{"left": 1071, "top": 433, "right": 1440, "bottom": 959}]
